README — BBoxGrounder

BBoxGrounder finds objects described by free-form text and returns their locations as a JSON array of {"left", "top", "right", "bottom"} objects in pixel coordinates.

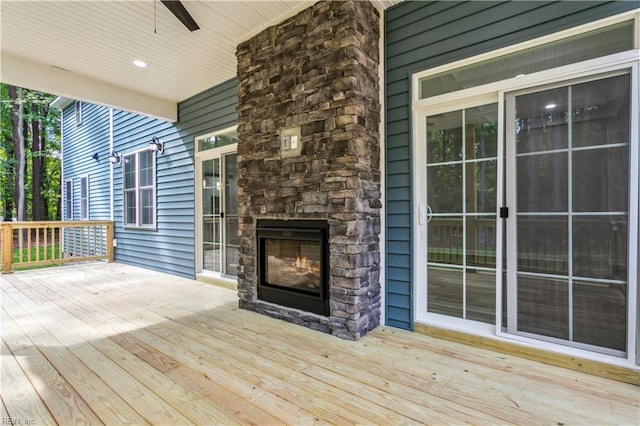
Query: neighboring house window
[
  {"left": 64, "top": 179, "right": 73, "bottom": 220},
  {"left": 80, "top": 176, "right": 89, "bottom": 220},
  {"left": 123, "top": 149, "right": 155, "bottom": 228},
  {"left": 75, "top": 101, "right": 83, "bottom": 126}
]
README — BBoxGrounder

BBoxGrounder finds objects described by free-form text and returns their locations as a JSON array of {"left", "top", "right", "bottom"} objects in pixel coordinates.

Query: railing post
[
  {"left": 2, "top": 224, "right": 14, "bottom": 274},
  {"left": 106, "top": 222, "right": 114, "bottom": 263}
]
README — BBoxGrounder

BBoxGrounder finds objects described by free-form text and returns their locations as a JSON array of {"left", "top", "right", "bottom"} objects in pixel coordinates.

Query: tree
[
  {"left": 7, "top": 84, "right": 26, "bottom": 221},
  {"left": 31, "top": 100, "right": 46, "bottom": 221},
  {"left": 1, "top": 84, "right": 60, "bottom": 221},
  {"left": 1, "top": 85, "right": 15, "bottom": 220}
]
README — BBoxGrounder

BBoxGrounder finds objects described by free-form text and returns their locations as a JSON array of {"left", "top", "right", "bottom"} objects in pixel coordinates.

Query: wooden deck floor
[{"left": 1, "top": 263, "right": 638, "bottom": 425}]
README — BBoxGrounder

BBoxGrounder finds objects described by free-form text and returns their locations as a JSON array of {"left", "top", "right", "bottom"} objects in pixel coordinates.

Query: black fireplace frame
[{"left": 256, "top": 220, "right": 330, "bottom": 316}]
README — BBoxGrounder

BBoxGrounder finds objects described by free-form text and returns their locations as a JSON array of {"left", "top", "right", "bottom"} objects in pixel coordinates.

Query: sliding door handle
[{"left": 418, "top": 205, "right": 433, "bottom": 225}]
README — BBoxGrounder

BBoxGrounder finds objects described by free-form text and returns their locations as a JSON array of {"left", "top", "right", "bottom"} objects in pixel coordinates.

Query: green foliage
[
  {"left": 12, "top": 244, "right": 61, "bottom": 263},
  {"left": 44, "top": 157, "right": 62, "bottom": 220},
  {"left": 0, "top": 83, "right": 60, "bottom": 220},
  {"left": 11, "top": 244, "right": 63, "bottom": 271}
]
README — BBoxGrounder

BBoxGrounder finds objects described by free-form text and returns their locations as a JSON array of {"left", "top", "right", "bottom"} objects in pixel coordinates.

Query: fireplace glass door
[{"left": 265, "top": 239, "right": 322, "bottom": 295}]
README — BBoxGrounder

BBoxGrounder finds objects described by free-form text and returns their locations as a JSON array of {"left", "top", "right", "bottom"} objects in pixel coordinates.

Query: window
[
  {"left": 418, "top": 19, "right": 634, "bottom": 99},
  {"left": 123, "top": 149, "right": 156, "bottom": 228},
  {"left": 75, "top": 101, "right": 83, "bottom": 126},
  {"left": 197, "top": 132, "right": 238, "bottom": 153},
  {"left": 80, "top": 176, "right": 89, "bottom": 220},
  {"left": 64, "top": 179, "right": 73, "bottom": 220}
]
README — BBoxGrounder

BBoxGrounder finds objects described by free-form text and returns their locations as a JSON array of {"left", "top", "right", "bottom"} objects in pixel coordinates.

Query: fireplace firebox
[{"left": 257, "top": 220, "right": 329, "bottom": 316}]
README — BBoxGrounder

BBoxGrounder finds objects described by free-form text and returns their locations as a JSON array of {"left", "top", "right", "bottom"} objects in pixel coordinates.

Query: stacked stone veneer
[{"left": 235, "top": 0, "right": 381, "bottom": 340}]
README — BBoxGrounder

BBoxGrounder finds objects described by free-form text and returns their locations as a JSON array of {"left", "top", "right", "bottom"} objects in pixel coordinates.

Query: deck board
[
  {"left": 1, "top": 308, "right": 102, "bottom": 425},
  {"left": 1, "top": 338, "right": 58, "bottom": 425},
  {"left": 2, "top": 287, "right": 151, "bottom": 425},
  {"left": 1, "top": 262, "right": 638, "bottom": 425}
]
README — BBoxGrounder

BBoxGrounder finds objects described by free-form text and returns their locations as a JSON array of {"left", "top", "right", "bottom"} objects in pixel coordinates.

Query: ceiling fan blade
[{"left": 161, "top": 0, "right": 200, "bottom": 32}]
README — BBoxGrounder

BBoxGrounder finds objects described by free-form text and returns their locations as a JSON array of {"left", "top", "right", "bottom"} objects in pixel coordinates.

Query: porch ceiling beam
[{"left": 1, "top": 52, "right": 177, "bottom": 122}]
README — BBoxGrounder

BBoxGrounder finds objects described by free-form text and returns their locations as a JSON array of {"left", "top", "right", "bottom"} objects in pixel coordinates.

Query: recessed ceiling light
[
  {"left": 515, "top": 74, "right": 526, "bottom": 78},
  {"left": 545, "top": 103, "right": 557, "bottom": 109},
  {"left": 133, "top": 60, "right": 147, "bottom": 68}
]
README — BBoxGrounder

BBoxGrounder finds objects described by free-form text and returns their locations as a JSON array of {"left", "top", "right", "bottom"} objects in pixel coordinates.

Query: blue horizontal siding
[
  {"left": 383, "top": 0, "right": 637, "bottom": 330},
  {"left": 387, "top": 134, "right": 410, "bottom": 150},
  {"left": 62, "top": 78, "right": 238, "bottom": 279},
  {"left": 62, "top": 103, "right": 110, "bottom": 223},
  {"left": 387, "top": 240, "right": 411, "bottom": 256}
]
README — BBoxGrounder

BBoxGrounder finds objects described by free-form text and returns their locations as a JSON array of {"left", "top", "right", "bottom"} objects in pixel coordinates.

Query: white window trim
[
  {"left": 64, "top": 178, "right": 74, "bottom": 221},
  {"left": 80, "top": 175, "right": 89, "bottom": 220},
  {"left": 122, "top": 148, "right": 157, "bottom": 229},
  {"left": 411, "top": 14, "right": 639, "bottom": 367},
  {"left": 194, "top": 126, "right": 237, "bottom": 277}
]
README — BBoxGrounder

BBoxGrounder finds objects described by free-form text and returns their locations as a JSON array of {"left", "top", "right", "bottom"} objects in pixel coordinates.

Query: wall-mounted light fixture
[
  {"left": 149, "top": 137, "right": 164, "bottom": 154},
  {"left": 91, "top": 152, "right": 100, "bottom": 162},
  {"left": 109, "top": 151, "right": 121, "bottom": 165}
]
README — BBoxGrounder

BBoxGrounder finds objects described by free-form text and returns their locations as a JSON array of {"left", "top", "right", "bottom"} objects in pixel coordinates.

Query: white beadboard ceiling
[{"left": 1, "top": 0, "right": 399, "bottom": 121}]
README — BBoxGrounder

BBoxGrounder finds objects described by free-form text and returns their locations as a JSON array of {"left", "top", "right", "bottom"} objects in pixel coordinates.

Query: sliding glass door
[
  {"left": 195, "top": 131, "right": 238, "bottom": 278},
  {"left": 414, "top": 17, "right": 638, "bottom": 362},
  {"left": 505, "top": 72, "right": 631, "bottom": 354},
  {"left": 419, "top": 69, "right": 636, "bottom": 358}
]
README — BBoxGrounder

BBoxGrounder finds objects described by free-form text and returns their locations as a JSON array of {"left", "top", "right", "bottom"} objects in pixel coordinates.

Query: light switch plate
[{"left": 279, "top": 127, "right": 302, "bottom": 158}]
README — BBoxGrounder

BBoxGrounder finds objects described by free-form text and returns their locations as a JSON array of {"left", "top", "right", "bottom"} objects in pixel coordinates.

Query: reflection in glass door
[
  {"left": 425, "top": 104, "right": 498, "bottom": 324},
  {"left": 199, "top": 149, "right": 238, "bottom": 278},
  {"left": 506, "top": 73, "right": 631, "bottom": 354}
]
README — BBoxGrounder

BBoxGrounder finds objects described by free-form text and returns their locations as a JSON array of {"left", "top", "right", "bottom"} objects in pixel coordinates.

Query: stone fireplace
[{"left": 236, "top": 0, "right": 381, "bottom": 340}]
